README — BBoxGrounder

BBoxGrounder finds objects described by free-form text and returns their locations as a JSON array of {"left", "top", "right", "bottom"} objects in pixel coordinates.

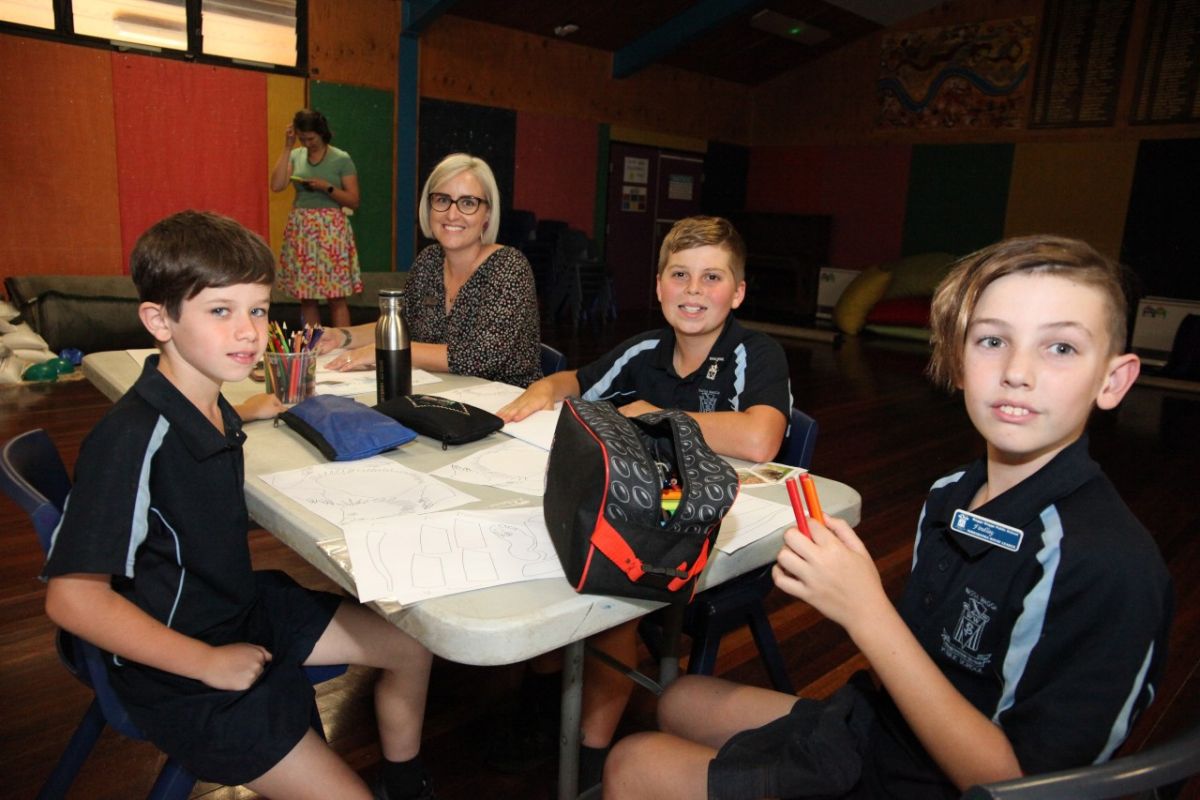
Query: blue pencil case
[{"left": 278, "top": 395, "right": 416, "bottom": 461}]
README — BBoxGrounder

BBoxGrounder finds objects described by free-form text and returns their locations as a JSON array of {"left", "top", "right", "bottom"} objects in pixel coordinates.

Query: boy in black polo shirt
[
  {"left": 497, "top": 216, "right": 792, "bottom": 788},
  {"left": 499, "top": 215, "right": 791, "bottom": 462},
  {"left": 42, "top": 211, "right": 436, "bottom": 800},
  {"left": 602, "top": 235, "right": 1173, "bottom": 799}
]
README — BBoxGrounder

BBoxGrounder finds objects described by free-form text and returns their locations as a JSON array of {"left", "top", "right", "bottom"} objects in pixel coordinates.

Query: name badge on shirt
[{"left": 950, "top": 509, "right": 1023, "bottom": 552}]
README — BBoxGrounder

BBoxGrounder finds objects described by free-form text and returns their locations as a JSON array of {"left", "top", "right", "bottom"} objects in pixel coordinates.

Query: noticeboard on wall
[
  {"left": 1131, "top": 0, "right": 1200, "bottom": 125},
  {"left": 1029, "top": 0, "right": 1134, "bottom": 128}
]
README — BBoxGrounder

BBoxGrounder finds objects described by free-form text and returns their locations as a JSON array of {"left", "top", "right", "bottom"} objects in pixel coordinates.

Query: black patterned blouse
[{"left": 401, "top": 244, "right": 542, "bottom": 387}]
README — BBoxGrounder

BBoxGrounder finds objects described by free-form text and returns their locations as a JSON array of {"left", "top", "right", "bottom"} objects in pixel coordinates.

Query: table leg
[
  {"left": 657, "top": 602, "right": 685, "bottom": 688},
  {"left": 558, "top": 639, "right": 584, "bottom": 800}
]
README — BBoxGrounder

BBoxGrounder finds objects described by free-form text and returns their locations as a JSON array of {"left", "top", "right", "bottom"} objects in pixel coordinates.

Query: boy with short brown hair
[{"left": 43, "top": 210, "right": 436, "bottom": 800}]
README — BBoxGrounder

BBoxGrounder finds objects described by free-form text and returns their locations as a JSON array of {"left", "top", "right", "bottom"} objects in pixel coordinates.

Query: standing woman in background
[{"left": 270, "top": 109, "right": 362, "bottom": 327}]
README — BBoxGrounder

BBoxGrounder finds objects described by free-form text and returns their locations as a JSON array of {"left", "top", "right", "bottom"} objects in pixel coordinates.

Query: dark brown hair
[
  {"left": 130, "top": 210, "right": 275, "bottom": 320},
  {"left": 293, "top": 108, "right": 332, "bottom": 143}
]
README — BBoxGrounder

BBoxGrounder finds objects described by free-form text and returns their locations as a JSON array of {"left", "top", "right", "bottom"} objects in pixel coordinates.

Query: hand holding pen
[
  {"left": 775, "top": 474, "right": 884, "bottom": 627},
  {"left": 784, "top": 472, "right": 825, "bottom": 539}
]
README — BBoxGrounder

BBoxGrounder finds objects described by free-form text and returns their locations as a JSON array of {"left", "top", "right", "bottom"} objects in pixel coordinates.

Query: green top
[{"left": 289, "top": 145, "right": 356, "bottom": 209}]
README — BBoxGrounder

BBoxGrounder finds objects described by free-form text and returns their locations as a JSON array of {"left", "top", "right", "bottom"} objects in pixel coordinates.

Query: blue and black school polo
[
  {"left": 576, "top": 316, "right": 791, "bottom": 418},
  {"left": 864, "top": 435, "right": 1173, "bottom": 797}
]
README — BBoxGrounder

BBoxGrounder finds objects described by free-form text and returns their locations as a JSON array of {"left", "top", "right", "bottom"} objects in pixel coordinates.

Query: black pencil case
[
  {"left": 374, "top": 394, "right": 504, "bottom": 449},
  {"left": 279, "top": 395, "right": 416, "bottom": 461}
]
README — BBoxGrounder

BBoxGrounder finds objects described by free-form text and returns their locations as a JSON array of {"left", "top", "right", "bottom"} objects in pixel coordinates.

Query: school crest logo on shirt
[
  {"left": 698, "top": 389, "right": 719, "bottom": 413},
  {"left": 941, "top": 588, "right": 995, "bottom": 673},
  {"left": 705, "top": 357, "right": 723, "bottom": 381}
]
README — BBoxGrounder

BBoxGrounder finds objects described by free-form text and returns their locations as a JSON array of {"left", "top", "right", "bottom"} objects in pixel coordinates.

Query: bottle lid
[{"left": 379, "top": 289, "right": 403, "bottom": 298}]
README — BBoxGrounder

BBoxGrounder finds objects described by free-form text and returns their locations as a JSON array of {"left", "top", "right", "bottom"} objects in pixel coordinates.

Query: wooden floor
[{"left": 2, "top": 312, "right": 1197, "bottom": 799}]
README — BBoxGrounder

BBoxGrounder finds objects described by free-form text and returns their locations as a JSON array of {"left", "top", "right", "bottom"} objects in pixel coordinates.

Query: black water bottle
[{"left": 376, "top": 289, "right": 411, "bottom": 402}]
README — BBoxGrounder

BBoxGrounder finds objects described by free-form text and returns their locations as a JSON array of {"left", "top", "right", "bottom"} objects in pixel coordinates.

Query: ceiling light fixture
[
  {"left": 553, "top": 23, "right": 579, "bottom": 37},
  {"left": 750, "top": 9, "right": 830, "bottom": 45}
]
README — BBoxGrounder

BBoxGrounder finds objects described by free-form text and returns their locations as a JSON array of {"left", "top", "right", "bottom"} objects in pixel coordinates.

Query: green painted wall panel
[
  {"left": 902, "top": 143, "right": 1014, "bottom": 257},
  {"left": 310, "top": 81, "right": 395, "bottom": 272}
]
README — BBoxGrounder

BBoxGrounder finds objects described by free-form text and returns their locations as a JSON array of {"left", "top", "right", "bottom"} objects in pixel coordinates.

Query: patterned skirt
[{"left": 278, "top": 208, "right": 363, "bottom": 299}]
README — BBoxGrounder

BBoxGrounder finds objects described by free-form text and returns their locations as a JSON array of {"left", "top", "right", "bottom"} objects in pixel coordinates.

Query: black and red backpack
[{"left": 543, "top": 397, "right": 740, "bottom": 602}]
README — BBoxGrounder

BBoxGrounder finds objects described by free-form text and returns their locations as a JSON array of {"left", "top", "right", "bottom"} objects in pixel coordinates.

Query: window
[
  {"left": 74, "top": 0, "right": 186, "bottom": 52},
  {"left": 0, "top": 0, "right": 53, "bottom": 29},
  {"left": 203, "top": 0, "right": 297, "bottom": 66},
  {"left": 1, "top": 0, "right": 303, "bottom": 70}
]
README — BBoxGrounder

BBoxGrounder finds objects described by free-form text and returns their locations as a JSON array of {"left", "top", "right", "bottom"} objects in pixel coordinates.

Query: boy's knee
[
  {"left": 604, "top": 733, "right": 649, "bottom": 785},
  {"left": 657, "top": 674, "right": 713, "bottom": 733}
]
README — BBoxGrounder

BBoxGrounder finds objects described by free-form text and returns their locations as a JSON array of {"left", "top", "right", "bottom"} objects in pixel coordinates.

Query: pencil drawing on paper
[
  {"left": 345, "top": 507, "right": 564, "bottom": 604},
  {"left": 432, "top": 438, "right": 549, "bottom": 497},
  {"left": 260, "top": 457, "right": 476, "bottom": 527}
]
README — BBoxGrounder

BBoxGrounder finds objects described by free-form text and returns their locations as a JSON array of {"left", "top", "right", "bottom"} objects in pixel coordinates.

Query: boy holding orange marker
[{"left": 602, "top": 236, "right": 1172, "bottom": 799}]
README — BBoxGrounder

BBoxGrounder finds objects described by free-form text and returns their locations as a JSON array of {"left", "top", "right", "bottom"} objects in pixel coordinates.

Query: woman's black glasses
[{"left": 429, "top": 193, "right": 487, "bottom": 215}]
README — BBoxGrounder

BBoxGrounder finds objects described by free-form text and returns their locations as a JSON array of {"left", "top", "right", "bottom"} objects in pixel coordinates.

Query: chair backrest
[
  {"left": 0, "top": 428, "right": 72, "bottom": 553},
  {"left": 0, "top": 428, "right": 149, "bottom": 739},
  {"left": 540, "top": 343, "right": 567, "bottom": 376},
  {"left": 776, "top": 408, "right": 818, "bottom": 469},
  {"left": 961, "top": 720, "right": 1200, "bottom": 799}
]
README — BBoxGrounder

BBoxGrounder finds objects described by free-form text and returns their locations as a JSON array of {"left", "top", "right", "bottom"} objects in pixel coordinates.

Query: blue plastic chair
[
  {"left": 0, "top": 429, "right": 345, "bottom": 799},
  {"left": 540, "top": 342, "right": 568, "bottom": 376},
  {"left": 641, "top": 408, "right": 818, "bottom": 692}
]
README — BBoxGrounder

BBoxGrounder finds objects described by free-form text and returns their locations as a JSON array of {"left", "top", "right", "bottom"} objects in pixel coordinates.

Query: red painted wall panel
[
  {"left": 746, "top": 144, "right": 911, "bottom": 268},
  {"left": 514, "top": 111, "right": 597, "bottom": 236},
  {"left": 112, "top": 54, "right": 267, "bottom": 269},
  {"left": 0, "top": 35, "right": 123, "bottom": 275}
]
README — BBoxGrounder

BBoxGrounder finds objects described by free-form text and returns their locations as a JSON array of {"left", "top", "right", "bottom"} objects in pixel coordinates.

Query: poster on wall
[
  {"left": 1029, "top": 0, "right": 1134, "bottom": 128},
  {"left": 667, "top": 174, "right": 695, "bottom": 201},
  {"left": 1131, "top": 0, "right": 1200, "bottom": 124},
  {"left": 877, "top": 17, "right": 1034, "bottom": 129},
  {"left": 621, "top": 185, "right": 647, "bottom": 212},
  {"left": 623, "top": 156, "right": 649, "bottom": 183}
]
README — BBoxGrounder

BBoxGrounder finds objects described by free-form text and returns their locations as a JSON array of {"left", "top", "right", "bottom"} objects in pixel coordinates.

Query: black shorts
[
  {"left": 708, "top": 675, "right": 877, "bottom": 800},
  {"left": 111, "top": 570, "right": 343, "bottom": 785}
]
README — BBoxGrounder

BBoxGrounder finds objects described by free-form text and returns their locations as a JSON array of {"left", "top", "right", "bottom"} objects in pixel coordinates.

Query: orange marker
[
  {"left": 799, "top": 473, "right": 824, "bottom": 526},
  {"left": 785, "top": 476, "right": 812, "bottom": 539}
]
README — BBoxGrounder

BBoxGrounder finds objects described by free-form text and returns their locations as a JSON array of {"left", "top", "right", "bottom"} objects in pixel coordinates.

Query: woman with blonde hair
[{"left": 322, "top": 153, "right": 541, "bottom": 387}]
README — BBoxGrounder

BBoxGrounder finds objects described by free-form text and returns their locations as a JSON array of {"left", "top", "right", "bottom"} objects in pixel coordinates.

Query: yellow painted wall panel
[
  {"left": 266, "top": 75, "right": 308, "bottom": 257},
  {"left": 0, "top": 35, "right": 123, "bottom": 276},
  {"left": 1004, "top": 141, "right": 1138, "bottom": 261}
]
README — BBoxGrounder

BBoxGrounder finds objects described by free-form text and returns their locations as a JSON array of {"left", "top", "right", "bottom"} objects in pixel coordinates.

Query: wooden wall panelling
[
  {"left": 266, "top": 75, "right": 308, "bottom": 258},
  {"left": 902, "top": 143, "right": 1014, "bottom": 257},
  {"left": 111, "top": 55, "right": 267, "bottom": 268},
  {"left": 0, "top": 35, "right": 123, "bottom": 276},
  {"left": 1004, "top": 140, "right": 1137, "bottom": 260},
  {"left": 745, "top": 144, "right": 911, "bottom": 268},
  {"left": 307, "top": 0, "right": 399, "bottom": 91},
  {"left": 310, "top": 81, "right": 396, "bottom": 272},
  {"left": 514, "top": 111, "right": 598, "bottom": 236},
  {"left": 419, "top": 15, "right": 752, "bottom": 145}
]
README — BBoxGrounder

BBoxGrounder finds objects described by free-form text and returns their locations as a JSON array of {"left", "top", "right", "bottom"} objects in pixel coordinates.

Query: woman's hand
[
  {"left": 284, "top": 123, "right": 296, "bottom": 148},
  {"left": 200, "top": 642, "right": 272, "bottom": 691},
  {"left": 306, "top": 178, "right": 335, "bottom": 194},
  {"left": 327, "top": 344, "right": 375, "bottom": 371}
]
